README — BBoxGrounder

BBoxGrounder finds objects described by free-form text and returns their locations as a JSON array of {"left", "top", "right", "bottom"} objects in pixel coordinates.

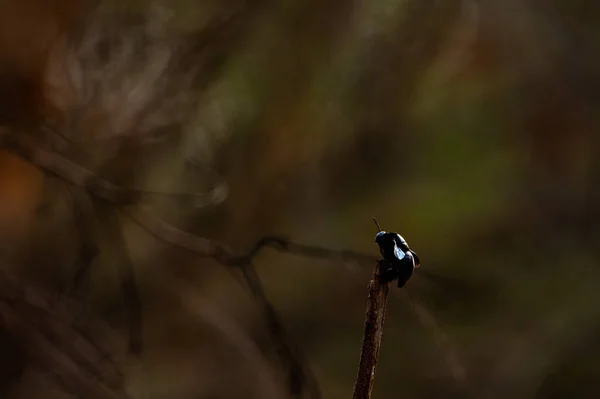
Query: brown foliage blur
[{"left": 1, "top": 0, "right": 600, "bottom": 398}]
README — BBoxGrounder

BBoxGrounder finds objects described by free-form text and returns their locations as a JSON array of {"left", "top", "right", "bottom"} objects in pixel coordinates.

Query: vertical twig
[{"left": 352, "top": 262, "right": 389, "bottom": 399}]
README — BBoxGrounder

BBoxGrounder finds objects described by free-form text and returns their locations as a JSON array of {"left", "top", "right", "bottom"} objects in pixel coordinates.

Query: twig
[
  {"left": 352, "top": 261, "right": 389, "bottom": 399},
  {"left": 0, "top": 130, "right": 228, "bottom": 207}
]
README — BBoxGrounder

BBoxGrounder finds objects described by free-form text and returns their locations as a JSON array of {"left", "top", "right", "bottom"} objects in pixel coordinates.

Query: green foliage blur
[{"left": 1, "top": 0, "right": 600, "bottom": 398}]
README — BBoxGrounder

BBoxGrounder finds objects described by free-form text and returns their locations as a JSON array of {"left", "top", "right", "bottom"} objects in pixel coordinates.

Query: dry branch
[{"left": 352, "top": 262, "right": 389, "bottom": 399}]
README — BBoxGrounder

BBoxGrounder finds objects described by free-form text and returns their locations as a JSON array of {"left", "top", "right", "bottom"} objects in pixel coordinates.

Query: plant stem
[{"left": 352, "top": 262, "right": 389, "bottom": 399}]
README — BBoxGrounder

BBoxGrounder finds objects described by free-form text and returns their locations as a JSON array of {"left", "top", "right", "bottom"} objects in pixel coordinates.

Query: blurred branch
[
  {"left": 0, "top": 130, "right": 228, "bottom": 207},
  {"left": 352, "top": 261, "right": 389, "bottom": 399},
  {"left": 126, "top": 208, "right": 325, "bottom": 399},
  {"left": 228, "top": 236, "right": 378, "bottom": 266},
  {"left": 0, "top": 272, "right": 128, "bottom": 399}
]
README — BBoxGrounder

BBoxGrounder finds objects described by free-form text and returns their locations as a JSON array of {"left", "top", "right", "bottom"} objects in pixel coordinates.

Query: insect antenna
[{"left": 372, "top": 217, "right": 382, "bottom": 232}]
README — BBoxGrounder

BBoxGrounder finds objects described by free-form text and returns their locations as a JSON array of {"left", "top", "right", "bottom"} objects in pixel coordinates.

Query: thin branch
[
  {"left": 352, "top": 261, "right": 389, "bottom": 399},
  {"left": 125, "top": 205, "right": 378, "bottom": 268},
  {"left": 125, "top": 205, "right": 322, "bottom": 397},
  {"left": 0, "top": 130, "right": 228, "bottom": 207}
]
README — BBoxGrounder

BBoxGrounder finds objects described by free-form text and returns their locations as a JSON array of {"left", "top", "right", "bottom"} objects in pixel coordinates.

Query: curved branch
[{"left": 0, "top": 129, "right": 228, "bottom": 207}]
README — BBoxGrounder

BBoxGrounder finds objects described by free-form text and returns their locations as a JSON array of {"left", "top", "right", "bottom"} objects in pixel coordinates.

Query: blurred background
[{"left": 0, "top": 0, "right": 599, "bottom": 398}]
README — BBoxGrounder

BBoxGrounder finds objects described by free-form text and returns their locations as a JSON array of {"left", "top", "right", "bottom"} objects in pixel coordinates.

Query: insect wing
[{"left": 394, "top": 245, "right": 406, "bottom": 261}]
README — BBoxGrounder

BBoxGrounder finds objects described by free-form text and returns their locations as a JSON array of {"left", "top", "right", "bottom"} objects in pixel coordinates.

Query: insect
[{"left": 373, "top": 218, "right": 420, "bottom": 288}]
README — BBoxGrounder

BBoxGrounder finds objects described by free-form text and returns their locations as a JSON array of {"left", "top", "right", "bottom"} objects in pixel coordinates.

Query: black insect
[{"left": 373, "top": 218, "right": 420, "bottom": 288}]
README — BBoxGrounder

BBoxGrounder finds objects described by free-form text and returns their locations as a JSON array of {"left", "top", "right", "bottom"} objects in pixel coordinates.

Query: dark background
[{"left": 0, "top": 0, "right": 599, "bottom": 398}]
